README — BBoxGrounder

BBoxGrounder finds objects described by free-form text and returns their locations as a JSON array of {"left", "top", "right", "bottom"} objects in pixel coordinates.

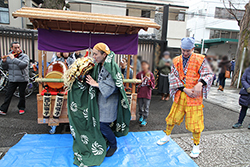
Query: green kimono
[{"left": 67, "top": 51, "right": 131, "bottom": 167}]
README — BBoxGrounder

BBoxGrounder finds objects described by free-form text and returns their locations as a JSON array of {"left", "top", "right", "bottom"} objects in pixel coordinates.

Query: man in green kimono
[
  {"left": 86, "top": 43, "right": 120, "bottom": 157},
  {"left": 67, "top": 43, "right": 131, "bottom": 167}
]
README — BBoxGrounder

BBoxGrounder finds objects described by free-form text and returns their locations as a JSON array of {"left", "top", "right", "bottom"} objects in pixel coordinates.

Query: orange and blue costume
[{"left": 165, "top": 53, "right": 213, "bottom": 145}]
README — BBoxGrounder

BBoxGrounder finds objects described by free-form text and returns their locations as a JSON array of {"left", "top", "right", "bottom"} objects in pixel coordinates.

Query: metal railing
[{"left": 138, "top": 38, "right": 167, "bottom": 71}]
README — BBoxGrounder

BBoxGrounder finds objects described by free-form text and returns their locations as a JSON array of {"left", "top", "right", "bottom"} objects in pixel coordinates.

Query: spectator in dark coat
[
  {"left": 157, "top": 51, "right": 172, "bottom": 101},
  {"left": 0, "top": 41, "right": 29, "bottom": 115},
  {"left": 232, "top": 66, "right": 250, "bottom": 128},
  {"left": 218, "top": 55, "right": 231, "bottom": 91}
]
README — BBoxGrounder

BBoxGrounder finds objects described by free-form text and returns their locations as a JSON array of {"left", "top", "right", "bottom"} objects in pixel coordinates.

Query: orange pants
[{"left": 165, "top": 92, "right": 204, "bottom": 145}]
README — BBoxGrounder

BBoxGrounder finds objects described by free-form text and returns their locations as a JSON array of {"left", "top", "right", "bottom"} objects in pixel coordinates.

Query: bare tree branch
[
  {"left": 223, "top": 0, "right": 241, "bottom": 26},
  {"left": 229, "top": 1, "right": 238, "bottom": 11}
]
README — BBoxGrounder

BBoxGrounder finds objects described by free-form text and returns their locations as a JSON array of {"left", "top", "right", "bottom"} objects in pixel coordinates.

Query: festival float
[{"left": 12, "top": 7, "right": 160, "bottom": 134}]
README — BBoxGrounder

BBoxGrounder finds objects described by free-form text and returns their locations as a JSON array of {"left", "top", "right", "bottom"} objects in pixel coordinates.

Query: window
[
  {"left": 141, "top": 10, "right": 150, "bottom": 18},
  {"left": 210, "top": 30, "right": 220, "bottom": 39},
  {"left": 231, "top": 32, "right": 238, "bottom": 39},
  {"left": 177, "top": 13, "right": 185, "bottom": 21},
  {"left": 0, "top": 0, "right": 9, "bottom": 24},
  {"left": 210, "top": 29, "right": 239, "bottom": 39},
  {"left": 126, "top": 9, "right": 129, "bottom": 16},
  {"left": 169, "top": 9, "right": 185, "bottom": 21},
  {"left": 221, "top": 30, "right": 230, "bottom": 38},
  {"left": 214, "top": 7, "right": 244, "bottom": 20}
]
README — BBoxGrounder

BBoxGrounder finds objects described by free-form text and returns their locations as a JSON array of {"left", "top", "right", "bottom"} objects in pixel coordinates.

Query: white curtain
[{"left": 0, "top": 7, "right": 9, "bottom": 24}]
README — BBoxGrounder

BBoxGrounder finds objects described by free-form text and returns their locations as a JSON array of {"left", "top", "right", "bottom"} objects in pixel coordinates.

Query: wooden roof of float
[{"left": 12, "top": 7, "right": 161, "bottom": 34}]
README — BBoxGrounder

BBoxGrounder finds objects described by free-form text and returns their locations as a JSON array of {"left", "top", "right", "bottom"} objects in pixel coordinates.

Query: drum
[{"left": 45, "top": 61, "right": 68, "bottom": 89}]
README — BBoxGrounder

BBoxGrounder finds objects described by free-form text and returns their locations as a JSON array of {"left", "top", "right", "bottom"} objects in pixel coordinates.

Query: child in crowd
[{"left": 136, "top": 61, "right": 155, "bottom": 126}]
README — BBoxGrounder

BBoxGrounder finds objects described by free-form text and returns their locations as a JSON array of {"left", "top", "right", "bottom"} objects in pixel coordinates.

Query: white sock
[
  {"left": 162, "top": 135, "right": 170, "bottom": 141},
  {"left": 192, "top": 144, "right": 200, "bottom": 153}
]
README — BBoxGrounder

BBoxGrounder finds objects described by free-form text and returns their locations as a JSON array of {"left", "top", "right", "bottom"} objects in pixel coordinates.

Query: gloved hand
[{"left": 247, "top": 87, "right": 250, "bottom": 93}]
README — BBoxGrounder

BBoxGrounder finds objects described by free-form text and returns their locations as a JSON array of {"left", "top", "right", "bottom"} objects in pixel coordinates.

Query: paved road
[
  {"left": 173, "top": 129, "right": 250, "bottom": 167},
  {"left": 0, "top": 86, "right": 248, "bottom": 148},
  {"left": 1, "top": 82, "right": 250, "bottom": 166}
]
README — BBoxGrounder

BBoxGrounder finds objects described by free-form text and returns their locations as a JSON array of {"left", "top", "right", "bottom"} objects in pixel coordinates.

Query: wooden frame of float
[
  {"left": 13, "top": 7, "right": 160, "bottom": 128},
  {"left": 36, "top": 51, "right": 139, "bottom": 126}
]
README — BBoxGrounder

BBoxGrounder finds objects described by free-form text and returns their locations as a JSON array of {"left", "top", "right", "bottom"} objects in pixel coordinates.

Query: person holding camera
[{"left": 158, "top": 51, "right": 172, "bottom": 101}]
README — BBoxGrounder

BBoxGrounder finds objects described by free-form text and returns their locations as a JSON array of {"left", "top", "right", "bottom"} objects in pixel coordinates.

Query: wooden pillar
[
  {"left": 43, "top": 51, "right": 47, "bottom": 77},
  {"left": 38, "top": 50, "right": 43, "bottom": 94},
  {"left": 130, "top": 55, "right": 138, "bottom": 121},
  {"left": 130, "top": 93, "right": 137, "bottom": 121},
  {"left": 125, "top": 55, "right": 131, "bottom": 88},
  {"left": 132, "top": 55, "right": 137, "bottom": 93}
]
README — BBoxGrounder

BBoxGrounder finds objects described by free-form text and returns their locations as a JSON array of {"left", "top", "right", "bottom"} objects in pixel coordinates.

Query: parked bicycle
[
  {"left": 0, "top": 67, "right": 8, "bottom": 92},
  {"left": 0, "top": 65, "right": 38, "bottom": 98}
]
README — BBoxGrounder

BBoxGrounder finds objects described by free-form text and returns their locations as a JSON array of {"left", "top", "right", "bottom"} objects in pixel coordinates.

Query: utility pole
[{"left": 161, "top": 5, "right": 169, "bottom": 41}]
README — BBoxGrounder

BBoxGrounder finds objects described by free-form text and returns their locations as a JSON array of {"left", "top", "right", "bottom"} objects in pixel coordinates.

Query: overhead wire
[
  {"left": 69, "top": 0, "right": 246, "bottom": 18},
  {"left": 190, "top": 19, "right": 228, "bottom": 30},
  {"left": 69, "top": 0, "right": 243, "bottom": 30}
]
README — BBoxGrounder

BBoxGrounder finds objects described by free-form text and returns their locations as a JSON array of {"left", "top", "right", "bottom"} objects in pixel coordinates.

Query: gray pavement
[
  {"left": 1, "top": 79, "right": 250, "bottom": 166},
  {"left": 205, "top": 79, "right": 250, "bottom": 115},
  {"left": 205, "top": 86, "right": 241, "bottom": 113},
  {"left": 171, "top": 79, "right": 250, "bottom": 167},
  {"left": 172, "top": 128, "right": 250, "bottom": 167}
]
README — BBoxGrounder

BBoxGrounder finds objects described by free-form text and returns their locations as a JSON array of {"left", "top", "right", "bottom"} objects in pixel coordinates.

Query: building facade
[
  {"left": 0, "top": 0, "right": 42, "bottom": 29},
  {"left": 0, "top": 0, "right": 188, "bottom": 62},
  {"left": 186, "top": 0, "right": 247, "bottom": 59},
  {"left": 1, "top": 0, "right": 188, "bottom": 51},
  {"left": 67, "top": 0, "right": 189, "bottom": 55}
]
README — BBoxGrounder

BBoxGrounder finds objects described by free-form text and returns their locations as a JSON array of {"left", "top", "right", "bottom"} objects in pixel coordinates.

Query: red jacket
[{"left": 136, "top": 71, "right": 155, "bottom": 99}]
